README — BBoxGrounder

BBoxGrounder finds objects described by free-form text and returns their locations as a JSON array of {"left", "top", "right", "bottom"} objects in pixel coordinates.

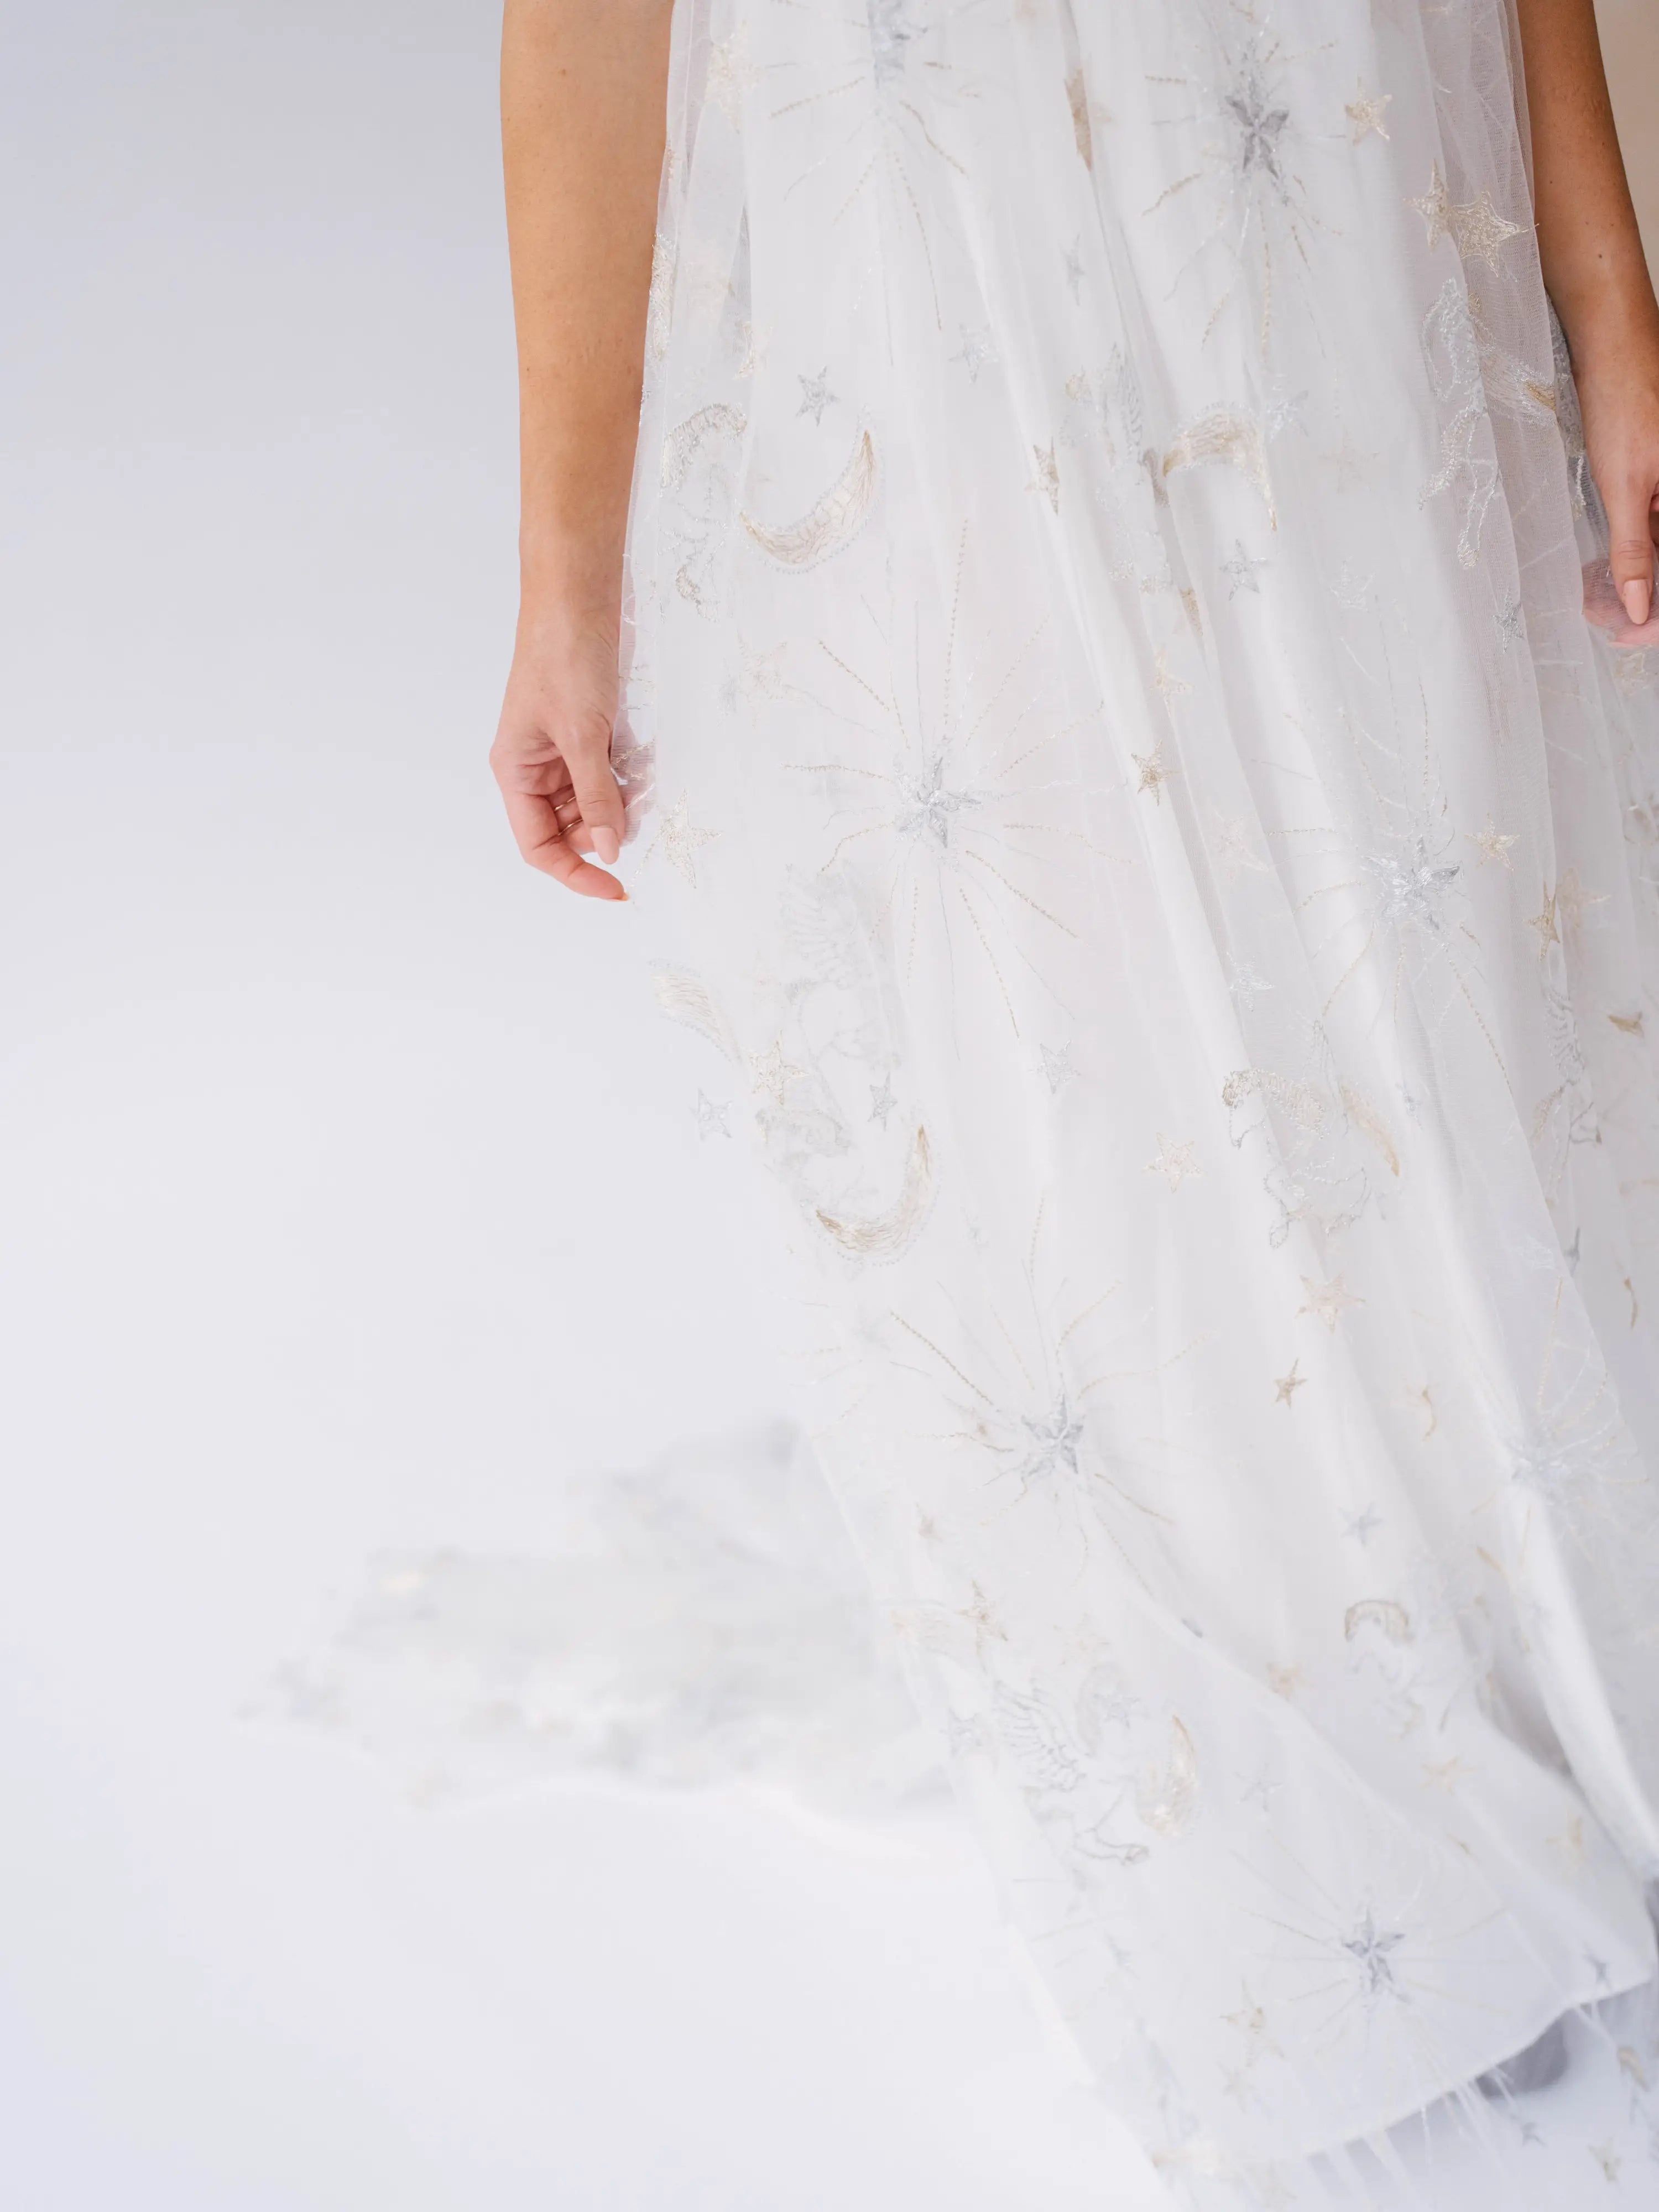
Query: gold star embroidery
[
  {"left": 1267, "top": 1662, "right": 1303, "bottom": 1699},
  {"left": 1154, "top": 646, "right": 1191, "bottom": 698},
  {"left": 748, "top": 1039, "right": 802, "bottom": 1106},
  {"left": 1274, "top": 1361, "right": 1306, "bottom": 1407},
  {"left": 1298, "top": 1273, "right": 1364, "bottom": 1331},
  {"left": 960, "top": 1580, "right": 1008, "bottom": 1652},
  {"left": 1145, "top": 1132, "right": 1202, "bottom": 1190},
  {"left": 1421, "top": 1755, "right": 1467, "bottom": 1792},
  {"left": 1526, "top": 885, "right": 1560, "bottom": 952},
  {"left": 1410, "top": 165, "right": 1526, "bottom": 268},
  {"left": 1555, "top": 867, "right": 1608, "bottom": 933},
  {"left": 1468, "top": 819, "right": 1517, "bottom": 868},
  {"left": 1132, "top": 743, "right": 1175, "bottom": 802},
  {"left": 1344, "top": 84, "right": 1392, "bottom": 142}
]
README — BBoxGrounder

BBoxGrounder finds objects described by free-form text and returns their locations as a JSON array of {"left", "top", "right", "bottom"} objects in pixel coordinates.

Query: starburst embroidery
[
  {"left": 1344, "top": 83, "right": 1392, "bottom": 142},
  {"left": 1146, "top": 1133, "right": 1202, "bottom": 1191},
  {"left": 1298, "top": 1273, "right": 1364, "bottom": 1330}
]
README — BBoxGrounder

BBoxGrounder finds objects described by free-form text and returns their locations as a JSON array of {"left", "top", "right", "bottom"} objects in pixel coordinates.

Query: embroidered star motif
[
  {"left": 1494, "top": 597, "right": 1526, "bottom": 648},
  {"left": 796, "top": 368, "right": 836, "bottom": 425},
  {"left": 1468, "top": 818, "right": 1517, "bottom": 868},
  {"left": 1039, "top": 1042, "right": 1077, "bottom": 1093},
  {"left": 705, "top": 26, "right": 763, "bottom": 123},
  {"left": 1421, "top": 1755, "right": 1467, "bottom": 1792},
  {"left": 1220, "top": 540, "right": 1268, "bottom": 597},
  {"left": 1131, "top": 744, "right": 1175, "bottom": 802},
  {"left": 1222, "top": 1986, "right": 1284, "bottom": 2063},
  {"left": 952, "top": 325, "right": 996, "bottom": 382},
  {"left": 960, "top": 1580, "right": 1008, "bottom": 1652},
  {"left": 734, "top": 319, "right": 771, "bottom": 379},
  {"left": 748, "top": 1039, "right": 802, "bottom": 1106},
  {"left": 1298, "top": 1272, "right": 1364, "bottom": 1331},
  {"left": 1410, "top": 165, "right": 1526, "bottom": 268},
  {"left": 868, "top": 1076, "right": 897, "bottom": 1126},
  {"left": 691, "top": 1090, "right": 730, "bottom": 1139},
  {"left": 1342, "top": 1504, "right": 1383, "bottom": 1546},
  {"left": 1345, "top": 83, "right": 1392, "bottom": 142},
  {"left": 650, "top": 795, "right": 719, "bottom": 885},
  {"left": 1342, "top": 1907, "right": 1407, "bottom": 2002},
  {"left": 1146, "top": 1133, "right": 1202, "bottom": 1190},
  {"left": 1154, "top": 646, "right": 1191, "bottom": 698},
  {"left": 1555, "top": 867, "right": 1608, "bottom": 932},
  {"left": 1213, "top": 814, "right": 1268, "bottom": 881},
  {"left": 1526, "top": 884, "right": 1561, "bottom": 951},
  {"left": 1274, "top": 1360, "right": 1306, "bottom": 1407},
  {"left": 1029, "top": 441, "right": 1060, "bottom": 513}
]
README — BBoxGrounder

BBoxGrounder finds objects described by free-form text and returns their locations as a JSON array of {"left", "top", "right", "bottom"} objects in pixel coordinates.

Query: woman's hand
[
  {"left": 1578, "top": 330, "right": 1659, "bottom": 633},
  {"left": 491, "top": 595, "right": 629, "bottom": 900}
]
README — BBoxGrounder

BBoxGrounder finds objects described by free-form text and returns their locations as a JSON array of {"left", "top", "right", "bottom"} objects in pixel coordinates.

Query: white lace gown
[{"left": 617, "top": 2, "right": 1659, "bottom": 2200}]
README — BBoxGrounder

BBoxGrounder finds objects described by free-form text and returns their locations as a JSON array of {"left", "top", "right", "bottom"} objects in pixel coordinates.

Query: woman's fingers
[
  {"left": 557, "top": 708, "right": 627, "bottom": 868},
  {"left": 1604, "top": 469, "right": 1658, "bottom": 628},
  {"left": 497, "top": 782, "right": 626, "bottom": 899}
]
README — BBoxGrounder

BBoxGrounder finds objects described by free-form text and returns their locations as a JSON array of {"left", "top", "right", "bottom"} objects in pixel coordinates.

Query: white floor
[{"left": 0, "top": 7, "right": 1167, "bottom": 2204}]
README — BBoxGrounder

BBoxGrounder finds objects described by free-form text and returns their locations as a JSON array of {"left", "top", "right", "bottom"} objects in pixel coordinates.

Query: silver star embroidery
[
  {"left": 1220, "top": 541, "right": 1268, "bottom": 597},
  {"left": 894, "top": 753, "right": 980, "bottom": 851},
  {"left": 796, "top": 369, "right": 836, "bottom": 426},
  {"left": 1494, "top": 597, "right": 1526, "bottom": 649},
  {"left": 868, "top": 0, "right": 917, "bottom": 85},
  {"left": 1342, "top": 1504, "right": 1383, "bottom": 1546},
  {"left": 1039, "top": 1042, "right": 1077, "bottom": 1093},
  {"left": 952, "top": 325, "right": 997, "bottom": 383},
  {"left": 1013, "top": 1395, "right": 1086, "bottom": 1487},
  {"left": 868, "top": 1076, "right": 897, "bottom": 1126},
  {"left": 692, "top": 1090, "right": 731, "bottom": 1139},
  {"left": 1340, "top": 1906, "right": 1407, "bottom": 2005},
  {"left": 1224, "top": 60, "right": 1291, "bottom": 190}
]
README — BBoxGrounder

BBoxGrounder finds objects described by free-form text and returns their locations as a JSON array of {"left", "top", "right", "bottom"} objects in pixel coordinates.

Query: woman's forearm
[
  {"left": 1515, "top": 0, "right": 1659, "bottom": 624},
  {"left": 501, "top": 0, "right": 672, "bottom": 612},
  {"left": 1514, "top": 0, "right": 1659, "bottom": 361}
]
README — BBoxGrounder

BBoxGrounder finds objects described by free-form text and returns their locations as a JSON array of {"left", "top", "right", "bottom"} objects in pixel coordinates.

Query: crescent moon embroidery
[
  {"left": 1134, "top": 1715, "right": 1200, "bottom": 1837},
  {"left": 660, "top": 403, "right": 748, "bottom": 491},
  {"left": 1162, "top": 407, "right": 1276, "bottom": 528},
  {"left": 742, "top": 429, "right": 878, "bottom": 569},
  {"left": 1344, "top": 1598, "right": 1412, "bottom": 1645},
  {"left": 815, "top": 1123, "right": 932, "bottom": 1260}
]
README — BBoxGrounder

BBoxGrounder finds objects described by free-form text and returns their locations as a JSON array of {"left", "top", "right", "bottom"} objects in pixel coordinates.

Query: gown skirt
[{"left": 617, "top": 1, "right": 1659, "bottom": 2200}]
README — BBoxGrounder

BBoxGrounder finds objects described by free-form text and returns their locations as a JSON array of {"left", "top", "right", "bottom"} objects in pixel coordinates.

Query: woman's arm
[
  {"left": 1515, "top": 0, "right": 1659, "bottom": 627},
  {"left": 492, "top": 0, "right": 672, "bottom": 899}
]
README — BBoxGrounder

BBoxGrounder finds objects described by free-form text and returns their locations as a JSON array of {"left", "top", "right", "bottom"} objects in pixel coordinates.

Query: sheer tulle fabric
[{"left": 618, "top": 2, "right": 1659, "bottom": 2200}]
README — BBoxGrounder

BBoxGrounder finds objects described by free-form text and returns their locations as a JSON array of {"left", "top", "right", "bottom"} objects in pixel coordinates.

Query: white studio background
[{"left": 0, "top": 6, "right": 1176, "bottom": 2209}]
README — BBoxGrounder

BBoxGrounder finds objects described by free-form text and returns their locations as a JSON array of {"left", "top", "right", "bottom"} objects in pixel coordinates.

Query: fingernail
[
  {"left": 593, "top": 826, "right": 620, "bottom": 865},
  {"left": 1622, "top": 580, "right": 1651, "bottom": 627}
]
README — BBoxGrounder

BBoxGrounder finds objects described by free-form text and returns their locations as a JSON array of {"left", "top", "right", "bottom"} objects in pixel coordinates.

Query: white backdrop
[
  {"left": 3, "top": 6, "right": 1653, "bottom": 2210},
  {"left": 0, "top": 4, "right": 1178, "bottom": 2206}
]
